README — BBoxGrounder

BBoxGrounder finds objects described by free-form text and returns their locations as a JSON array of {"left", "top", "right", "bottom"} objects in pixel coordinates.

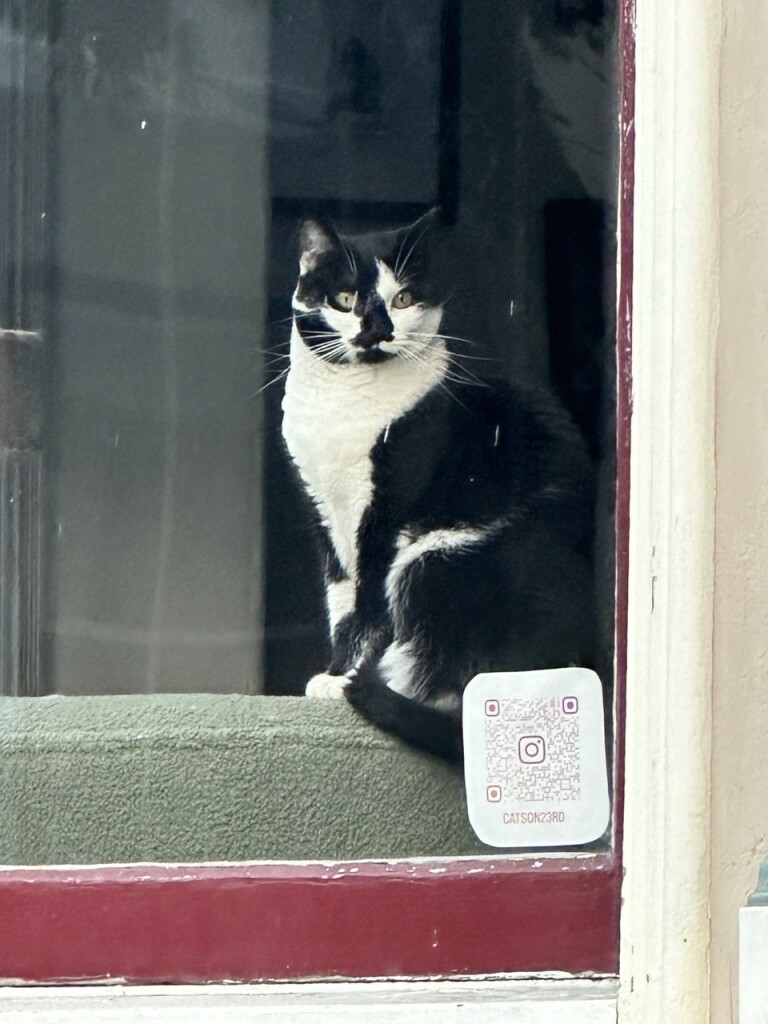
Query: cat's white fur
[
  {"left": 282, "top": 261, "right": 446, "bottom": 582},
  {"left": 377, "top": 641, "right": 460, "bottom": 710},
  {"left": 305, "top": 672, "right": 349, "bottom": 698},
  {"left": 325, "top": 578, "right": 355, "bottom": 631},
  {"left": 386, "top": 522, "right": 508, "bottom": 611},
  {"left": 378, "top": 640, "right": 418, "bottom": 696}
]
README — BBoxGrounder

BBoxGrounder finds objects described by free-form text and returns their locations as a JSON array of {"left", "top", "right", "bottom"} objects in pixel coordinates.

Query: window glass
[{"left": 1, "top": 0, "right": 618, "bottom": 863}]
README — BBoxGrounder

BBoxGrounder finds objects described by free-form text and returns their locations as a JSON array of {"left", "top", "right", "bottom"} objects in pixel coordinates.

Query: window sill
[{"left": 0, "top": 692, "right": 484, "bottom": 863}]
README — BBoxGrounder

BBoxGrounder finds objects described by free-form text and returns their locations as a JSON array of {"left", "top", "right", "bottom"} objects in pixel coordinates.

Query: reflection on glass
[{"left": 1, "top": 0, "right": 617, "bottom": 718}]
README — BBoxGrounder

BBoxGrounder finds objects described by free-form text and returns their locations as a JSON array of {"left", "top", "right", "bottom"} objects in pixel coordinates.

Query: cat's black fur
[{"left": 281, "top": 213, "right": 595, "bottom": 764}]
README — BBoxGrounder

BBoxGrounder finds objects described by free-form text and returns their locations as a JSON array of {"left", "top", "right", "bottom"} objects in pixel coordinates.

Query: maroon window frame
[{"left": 0, "top": 3, "right": 635, "bottom": 985}]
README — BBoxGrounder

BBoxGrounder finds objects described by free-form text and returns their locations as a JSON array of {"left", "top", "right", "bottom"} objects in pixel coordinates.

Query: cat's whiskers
[
  {"left": 442, "top": 367, "right": 489, "bottom": 389},
  {"left": 310, "top": 337, "right": 354, "bottom": 363},
  {"left": 271, "top": 312, "right": 310, "bottom": 326},
  {"left": 298, "top": 334, "right": 346, "bottom": 352},
  {"left": 395, "top": 344, "right": 471, "bottom": 412},
  {"left": 307, "top": 334, "right": 345, "bottom": 348},
  {"left": 401, "top": 338, "right": 483, "bottom": 391},
  {"left": 261, "top": 353, "right": 291, "bottom": 371},
  {"left": 442, "top": 350, "right": 491, "bottom": 388},
  {"left": 393, "top": 230, "right": 414, "bottom": 281},
  {"left": 446, "top": 351, "right": 497, "bottom": 363},
  {"left": 256, "top": 340, "right": 294, "bottom": 359},
  {"left": 394, "top": 221, "right": 432, "bottom": 280},
  {"left": 258, "top": 336, "right": 308, "bottom": 379},
  {"left": 393, "top": 274, "right": 416, "bottom": 293},
  {"left": 403, "top": 333, "right": 494, "bottom": 387},
  {"left": 408, "top": 331, "right": 480, "bottom": 349},
  {"left": 313, "top": 344, "right": 348, "bottom": 356},
  {"left": 254, "top": 365, "right": 291, "bottom": 396},
  {"left": 340, "top": 238, "right": 357, "bottom": 278}
]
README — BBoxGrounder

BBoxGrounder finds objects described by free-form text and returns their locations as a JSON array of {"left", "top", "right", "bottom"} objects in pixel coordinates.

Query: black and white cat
[{"left": 281, "top": 213, "right": 595, "bottom": 764}]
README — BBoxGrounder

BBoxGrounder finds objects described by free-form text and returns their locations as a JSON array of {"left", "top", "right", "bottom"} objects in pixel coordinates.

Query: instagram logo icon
[{"left": 518, "top": 735, "right": 546, "bottom": 764}]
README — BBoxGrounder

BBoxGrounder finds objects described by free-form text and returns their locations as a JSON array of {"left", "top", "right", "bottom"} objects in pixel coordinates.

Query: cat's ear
[
  {"left": 385, "top": 207, "right": 443, "bottom": 274},
  {"left": 298, "top": 217, "right": 340, "bottom": 274}
]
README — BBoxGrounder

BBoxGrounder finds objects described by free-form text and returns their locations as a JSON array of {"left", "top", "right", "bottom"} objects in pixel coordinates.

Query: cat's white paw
[{"left": 305, "top": 673, "right": 350, "bottom": 699}]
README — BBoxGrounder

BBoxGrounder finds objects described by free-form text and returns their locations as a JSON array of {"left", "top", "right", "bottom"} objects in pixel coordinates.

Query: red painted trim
[
  {"left": 0, "top": 5, "right": 635, "bottom": 986},
  {"left": 0, "top": 857, "right": 619, "bottom": 983}
]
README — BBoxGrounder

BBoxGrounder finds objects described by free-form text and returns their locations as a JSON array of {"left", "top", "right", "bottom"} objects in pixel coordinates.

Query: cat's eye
[
  {"left": 335, "top": 291, "right": 356, "bottom": 311},
  {"left": 392, "top": 289, "right": 414, "bottom": 310}
]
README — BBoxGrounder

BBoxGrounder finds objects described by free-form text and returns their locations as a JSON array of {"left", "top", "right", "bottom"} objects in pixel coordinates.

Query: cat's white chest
[{"left": 282, "top": 330, "right": 443, "bottom": 578}]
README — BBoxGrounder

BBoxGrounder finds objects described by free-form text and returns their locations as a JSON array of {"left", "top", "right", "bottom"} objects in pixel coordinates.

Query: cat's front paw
[{"left": 305, "top": 673, "right": 351, "bottom": 699}]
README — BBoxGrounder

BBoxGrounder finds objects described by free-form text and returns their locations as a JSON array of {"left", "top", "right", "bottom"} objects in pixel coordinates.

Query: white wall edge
[
  {"left": 619, "top": 0, "right": 721, "bottom": 1019},
  {"left": 740, "top": 907, "right": 768, "bottom": 1024},
  {"left": 0, "top": 979, "right": 619, "bottom": 1024}
]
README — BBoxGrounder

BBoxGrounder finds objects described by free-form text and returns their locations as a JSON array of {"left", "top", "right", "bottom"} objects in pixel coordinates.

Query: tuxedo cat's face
[{"left": 293, "top": 215, "right": 444, "bottom": 365}]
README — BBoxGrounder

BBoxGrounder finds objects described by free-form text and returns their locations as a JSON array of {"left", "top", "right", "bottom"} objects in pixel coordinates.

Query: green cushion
[{"left": 0, "top": 694, "right": 488, "bottom": 863}]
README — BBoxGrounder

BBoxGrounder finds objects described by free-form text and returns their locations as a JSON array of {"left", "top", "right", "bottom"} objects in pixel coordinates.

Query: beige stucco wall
[{"left": 712, "top": 0, "right": 768, "bottom": 1019}]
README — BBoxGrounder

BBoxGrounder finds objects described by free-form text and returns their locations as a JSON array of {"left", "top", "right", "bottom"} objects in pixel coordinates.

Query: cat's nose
[
  {"left": 356, "top": 298, "right": 394, "bottom": 347},
  {"left": 354, "top": 329, "right": 394, "bottom": 349}
]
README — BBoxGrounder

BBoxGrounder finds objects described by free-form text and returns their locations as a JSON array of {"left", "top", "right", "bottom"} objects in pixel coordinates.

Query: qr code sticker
[{"left": 484, "top": 697, "right": 580, "bottom": 802}]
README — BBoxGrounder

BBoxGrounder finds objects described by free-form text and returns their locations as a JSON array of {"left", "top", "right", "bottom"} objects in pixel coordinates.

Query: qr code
[{"left": 484, "top": 697, "right": 580, "bottom": 802}]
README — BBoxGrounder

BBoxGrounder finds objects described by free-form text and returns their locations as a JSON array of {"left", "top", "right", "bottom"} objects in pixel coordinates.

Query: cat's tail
[{"left": 344, "top": 664, "right": 464, "bottom": 765}]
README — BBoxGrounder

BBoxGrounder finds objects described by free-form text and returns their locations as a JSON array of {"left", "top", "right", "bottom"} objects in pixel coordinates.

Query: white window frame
[{"left": 619, "top": 0, "right": 720, "bottom": 1018}]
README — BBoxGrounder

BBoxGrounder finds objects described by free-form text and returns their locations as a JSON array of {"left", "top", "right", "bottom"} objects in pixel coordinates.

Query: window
[{"left": 0, "top": 0, "right": 631, "bottom": 981}]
